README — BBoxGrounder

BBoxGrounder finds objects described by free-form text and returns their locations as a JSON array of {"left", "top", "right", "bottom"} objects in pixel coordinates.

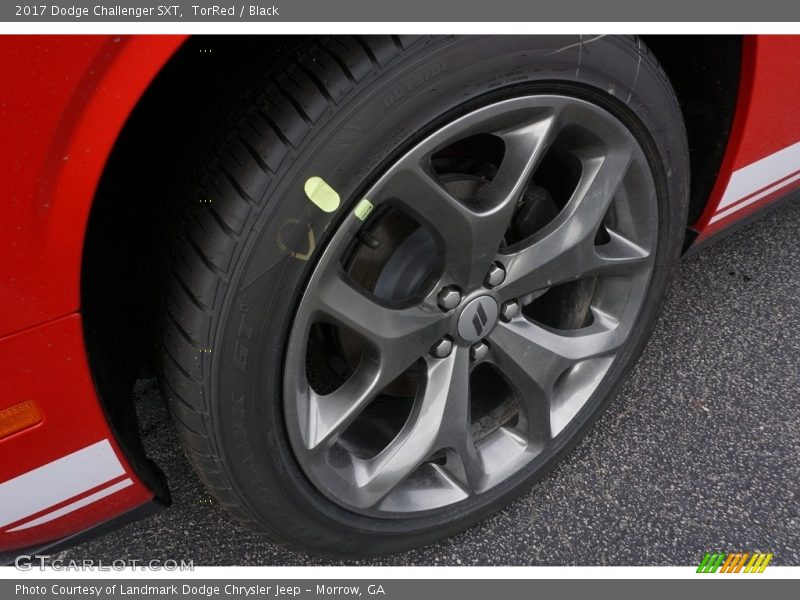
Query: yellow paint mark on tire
[
  {"left": 354, "top": 198, "right": 374, "bottom": 221},
  {"left": 304, "top": 176, "right": 340, "bottom": 213}
]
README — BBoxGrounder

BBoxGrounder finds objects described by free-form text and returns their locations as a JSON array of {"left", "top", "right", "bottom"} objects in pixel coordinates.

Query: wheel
[{"left": 157, "top": 35, "right": 689, "bottom": 555}]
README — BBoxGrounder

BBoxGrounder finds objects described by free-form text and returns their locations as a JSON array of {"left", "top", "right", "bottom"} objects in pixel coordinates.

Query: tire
[{"left": 157, "top": 35, "right": 689, "bottom": 556}]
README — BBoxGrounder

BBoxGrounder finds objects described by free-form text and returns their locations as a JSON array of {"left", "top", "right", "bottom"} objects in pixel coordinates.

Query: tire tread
[{"left": 157, "top": 35, "right": 406, "bottom": 548}]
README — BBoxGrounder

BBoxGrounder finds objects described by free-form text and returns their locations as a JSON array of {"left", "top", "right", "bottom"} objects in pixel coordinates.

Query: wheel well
[
  {"left": 641, "top": 35, "right": 744, "bottom": 235},
  {"left": 81, "top": 34, "right": 744, "bottom": 496},
  {"left": 81, "top": 35, "right": 297, "bottom": 498}
]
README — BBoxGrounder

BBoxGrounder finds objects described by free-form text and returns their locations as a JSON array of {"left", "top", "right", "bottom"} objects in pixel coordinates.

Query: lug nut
[
  {"left": 484, "top": 263, "right": 506, "bottom": 288},
  {"left": 437, "top": 286, "right": 462, "bottom": 311},
  {"left": 430, "top": 337, "right": 454, "bottom": 359},
  {"left": 500, "top": 300, "right": 520, "bottom": 322},
  {"left": 470, "top": 341, "right": 489, "bottom": 362}
]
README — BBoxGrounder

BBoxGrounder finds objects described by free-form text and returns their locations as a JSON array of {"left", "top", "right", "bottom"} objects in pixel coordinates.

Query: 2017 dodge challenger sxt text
[{"left": 0, "top": 35, "right": 796, "bottom": 558}]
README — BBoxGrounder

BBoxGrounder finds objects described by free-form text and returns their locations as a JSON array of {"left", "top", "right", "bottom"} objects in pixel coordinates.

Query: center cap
[{"left": 457, "top": 295, "right": 499, "bottom": 342}]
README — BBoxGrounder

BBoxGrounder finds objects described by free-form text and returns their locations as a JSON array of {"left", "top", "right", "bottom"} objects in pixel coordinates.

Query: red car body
[{"left": 0, "top": 34, "right": 798, "bottom": 556}]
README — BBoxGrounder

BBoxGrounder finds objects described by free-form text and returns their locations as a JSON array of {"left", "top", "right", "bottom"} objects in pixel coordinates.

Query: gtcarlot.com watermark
[{"left": 14, "top": 555, "right": 194, "bottom": 571}]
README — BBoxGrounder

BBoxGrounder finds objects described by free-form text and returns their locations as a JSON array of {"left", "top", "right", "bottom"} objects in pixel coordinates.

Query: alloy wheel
[{"left": 284, "top": 94, "right": 658, "bottom": 516}]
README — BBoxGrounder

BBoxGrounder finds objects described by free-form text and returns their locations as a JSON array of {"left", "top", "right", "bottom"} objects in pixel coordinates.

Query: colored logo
[{"left": 697, "top": 552, "right": 773, "bottom": 573}]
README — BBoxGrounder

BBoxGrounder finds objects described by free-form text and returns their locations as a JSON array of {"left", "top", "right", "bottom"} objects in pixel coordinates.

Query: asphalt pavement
[{"left": 57, "top": 200, "right": 800, "bottom": 566}]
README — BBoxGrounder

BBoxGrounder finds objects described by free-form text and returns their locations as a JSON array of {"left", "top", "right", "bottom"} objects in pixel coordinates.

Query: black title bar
[{"left": 4, "top": 0, "right": 800, "bottom": 22}]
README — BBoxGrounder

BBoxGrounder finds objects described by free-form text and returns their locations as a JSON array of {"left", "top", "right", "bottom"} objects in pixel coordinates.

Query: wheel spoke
[
  {"left": 500, "top": 145, "right": 643, "bottom": 300},
  {"left": 488, "top": 319, "right": 561, "bottom": 447},
  {"left": 371, "top": 111, "right": 560, "bottom": 290},
  {"left": 487, "top": 309, "right": 626, "bottom": 444},
  {"left": 302, "top": 269, "right": 449, "bottom": 449},
  {"left": 462, "top": 111, "right": 562, "bottom": 284},
  {"left": 372, "top": 165, "right": 480, "bottom": 287},
  {"left": 303, "top": 359, "right": 382, "bottom": 450},
  {"left": 488, "top": 110, "right": 561, "bottom": 210},
  {"left": 487, "top": 339, "right": 553, "bottom": 448},
  {"left": 596, "top": 227, "right": 652, "bottom": 271},
  {"left": 348, "top": 347, "right": 483, "bottom": 508},
  {"left": 492, "top": 309, "right": 627, "bottom": 372},
  {"left": 312, "top": 267, "right": 447, "bottom": 355}
]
